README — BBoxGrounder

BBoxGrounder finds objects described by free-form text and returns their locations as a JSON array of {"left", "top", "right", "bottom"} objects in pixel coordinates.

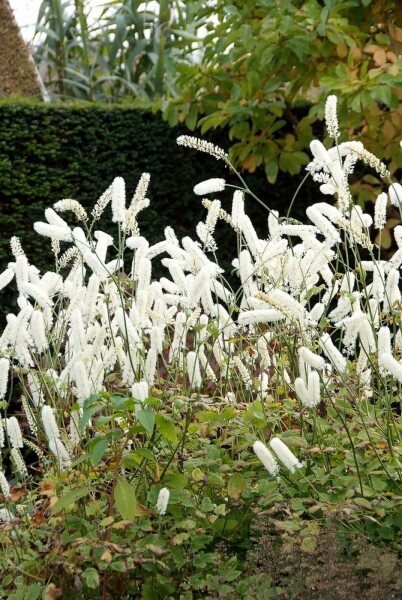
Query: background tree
[
  {"left": 34, "top": 0, "right": 208, "bottom": 101},
  {"left": 34, "top": 0, "right": 402, "bottom": 186}
]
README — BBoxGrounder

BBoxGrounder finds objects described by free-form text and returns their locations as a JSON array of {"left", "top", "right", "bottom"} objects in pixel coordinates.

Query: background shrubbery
[{"left": 0, "top": 99, "right": 319, "bottom": 319}]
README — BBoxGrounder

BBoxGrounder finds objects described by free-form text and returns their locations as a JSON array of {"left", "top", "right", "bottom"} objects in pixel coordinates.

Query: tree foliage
[
  {"left": 157, "top": 0, "right": 402, "bottom": 182},
  {"left": 34, "top": 0, "right": 208, "bottom": 101},
  {"left": 34, "top": 0, "right": 402, "bottom": 182}
]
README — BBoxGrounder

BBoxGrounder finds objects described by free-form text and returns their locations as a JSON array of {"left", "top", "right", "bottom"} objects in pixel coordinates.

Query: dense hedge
[{"left": 0, "top": 100, "right": 317, "bottom": 318}]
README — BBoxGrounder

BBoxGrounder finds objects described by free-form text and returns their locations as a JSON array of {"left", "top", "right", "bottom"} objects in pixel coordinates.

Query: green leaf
[
  {"left": 114, "top": 478, "right": 137, "bottom": 521},
  {"left": 51, "top": 487, "right": 91, "bottom": 515},
  {"left": 353, "top": 497, "right": 372, "bottom": 510},
  {"left": 301, "top": 535, "right": 317, "bottom": 553},
  {"left": 155, "top": 414, "right": 179, "bottom": 443},
  {"left": 79, "top": 403, "right": 102, "bottom": 430},
  {"left": 185, "top": 105, "right": 198, "bottom": 130},
  {"left": 20, "top": 583, "right": 41, "bottom": 600},
  {"left": 137, "top": 408, "right": 155, "bottom": 435},
  {"left": 81, "top": 568, "right": 100, "bottom": 590},
  {"left": 91, "top": 437, "right": 108, "bottom": 466},
  {"left": 114, "top": 478, "right": 149, "bottom": 520},
  {"left": 227, "top": 473, "right": 245, "bottom": 500},
  {"left": 372, "top": 86, "right": 393, "bottom": 107}
]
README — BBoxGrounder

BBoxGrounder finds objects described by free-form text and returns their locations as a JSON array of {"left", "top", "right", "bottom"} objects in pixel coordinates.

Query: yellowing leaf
[
  {"left": 227, "top": 473, "right": 246, "bottom": 500},
  {"left": 100, "top": 550, "right": 113, "bottom": 564},
  {"left": 301, "top": 535, "right": 317, "bottom": 554}
]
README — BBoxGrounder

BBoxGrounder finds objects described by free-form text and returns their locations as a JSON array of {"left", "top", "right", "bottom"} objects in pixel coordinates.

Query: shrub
[{"left": 0, "top": 95, "right": 402, "bottom": 598}]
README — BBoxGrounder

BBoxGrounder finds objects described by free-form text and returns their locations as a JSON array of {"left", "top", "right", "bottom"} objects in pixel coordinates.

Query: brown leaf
[
  {"left": 30, "top": 508, "right": 48, "bottom": 526},
  {"left": 373, "top": 48, "right": 387, "bottom": 67},
  {"left": 43, "top": 584, "right": 63, "bottom": 600},
  {"left": 10, "top": 486, "right": 27, "bottom": 502},
  {"left": 100, "top": 550, "right": 113, "bottom": 564},
  {"left": 112, "top": 519, "right": 134, "bottom": 530},
  {"left": 40, "top": 480, "right": 56, "bottom": 497}
]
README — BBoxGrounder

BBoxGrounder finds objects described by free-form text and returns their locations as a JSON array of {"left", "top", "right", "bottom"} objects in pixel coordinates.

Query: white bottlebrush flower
[
  {"left": 310, "top": 139, "right": 330, "bottom": 164},
  {"left": 41, "top": 405, "right": 60, "bottom": 442},
  {"left": 232, "top": 355, "right": 252, "bottom": 388},
  {"left": 187, "top": 351, "right": 203, "bottom": 389},
  {"left": 0, "top": 268, "right": 14, "bottom": 291},
  {"left": 253, "top": 440, "right": 279, "bottom": 477},
  {"left": 319, "top": 183, "right": 336, "bottom": 195},
  {"left": 14, "top": 254, "right": 29, "bottom": 289},
  {"left": 49, "top": 438, "right": 72, "bottom": 469},
  {"left": 379, "top": 352, "right": 402, "bottom": 383},
  {"left": 92, "top": 181, "right": 114, "bottom": 220},
  {"left": 54, "top": 199, "right": 88, "bottom": 221},
  {"left": 195, "top": 221, "right": 209, "bottom": 248},
  {"left": 11, "top": 448, "right": 28, "bottom": 478},
  {"left": 294, "top": 370, "right": 321, "bottom": 408},
  {"left": 94, "top": 231, "right": 113, "bottom": 262},
  {"left": 378, "top": 326, "right": 392, "bottom": 358},
  {"left": 299, "top": 347, "right": 326, "bottom": 371},
  {"left": 73, "top": 360, "right": 91, "bottom": 404},
  {"left": 177, "top": 136, "right": 228, "bottom": 161},
  {"left": 33, "top": 222, "right": 73, "bottom": 241},
  {"left": 30, "top": 310, "right": 48, "bottom": 353},
  {"left": 319, "top": 333, "right": 347, "bottom": 373},
  {"left": 269, "top": 437, "right": 303, "bottom": 473},
  {"left": 205, "top": 198, "right": 221, "bottom": 236},
  {"left": 374, "top": 192, "right": 388, "bottom": 230},
  {"left": 132, "top": 381, "right": 149, "bottom": 402},
  {"left": 389, "top": 183, "right": 402, "bottom": 207},
  {"left": 6, "top": 417, "right": 23, "bottom": 448},
  {"left": 0, "top": 469, "right": 10, "bottom": 499},
  {"left": 21, "top": 396, "right": 37, "bottom": 436},
  {"left": 156, "top": 487, "right": 170, "bottom": 515},
  {"left": 384, "top": 268, "right": 401, "bottom": 311},
  {"left": 10, "top": 235, "right": 25, "bottom": 257},
  {"left": 0, "top": 508, "right": 13, "bottom": 522},
  {"left": 27, "top": 372, "right": 43, "bottom": 406},
  {"left": 324, "top": 95, "right": 340, "bottom": 140},
  {"left": 111, "top": 176, "right": 126, "bottom": 224},
  {"left": 238, "top": 309, "right": 285, "bottom": 326},
  {"left": 145, "top": 347, "right": 158, "bottom": 386},
  {"left": 69, "top": 410, "right": 82, "bottom": 446},
  {"left": 19, "top": 282, "right": 53, "bottom": 309},
  {"left": 193, "top": 178, "right": 226, "bottom": 196},
  {"left": 0, "top": 357, "right": 9, "bottom": 399},
  {"left": 231, "top": 190, "right": 245, "bottom": 230}
]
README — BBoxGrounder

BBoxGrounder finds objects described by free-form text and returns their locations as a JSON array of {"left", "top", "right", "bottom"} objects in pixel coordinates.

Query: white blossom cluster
[{"left": 0, "top": 96, "right": 402, "bottom": 488}]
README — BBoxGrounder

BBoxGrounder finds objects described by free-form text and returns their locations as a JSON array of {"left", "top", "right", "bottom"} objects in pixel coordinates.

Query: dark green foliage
[{"left": 0, "top": 99, "right": 318, "bottom": 321}]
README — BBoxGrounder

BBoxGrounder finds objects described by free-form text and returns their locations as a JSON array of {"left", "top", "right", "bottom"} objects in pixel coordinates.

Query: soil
[{"left": 229, "top": 520, "right": 402, "bottom": 600}]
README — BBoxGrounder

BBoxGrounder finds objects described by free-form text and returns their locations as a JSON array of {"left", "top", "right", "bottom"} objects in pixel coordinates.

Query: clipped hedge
[{"left": 0, "top": 100, "right": 317, "bottom": 318}]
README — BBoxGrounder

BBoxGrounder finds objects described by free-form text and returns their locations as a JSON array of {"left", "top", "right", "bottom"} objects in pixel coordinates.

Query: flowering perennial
[{"left": 0, "top": 96, "right": 402, "bottom": 511}]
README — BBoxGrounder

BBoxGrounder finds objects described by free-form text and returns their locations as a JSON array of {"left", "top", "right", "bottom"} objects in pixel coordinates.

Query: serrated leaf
[{"left": 81, "top": 568, "right": 100, "bottom": 590}]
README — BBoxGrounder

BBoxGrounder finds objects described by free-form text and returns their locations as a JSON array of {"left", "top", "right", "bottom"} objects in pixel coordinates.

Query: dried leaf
[
  {"left": 40, "top": 480, "right": 56, "bottom": 497},
  {"left": 10, "top": 486, "right": 27, "bottom": 502},
  {"left": 43, "top": 584, "right": 63, "bottom": 600}
]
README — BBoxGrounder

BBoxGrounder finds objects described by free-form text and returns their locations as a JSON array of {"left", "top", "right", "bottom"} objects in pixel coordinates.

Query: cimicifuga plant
[{"left": 0, "top": 94, "right": 402, "bottom": 515}]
